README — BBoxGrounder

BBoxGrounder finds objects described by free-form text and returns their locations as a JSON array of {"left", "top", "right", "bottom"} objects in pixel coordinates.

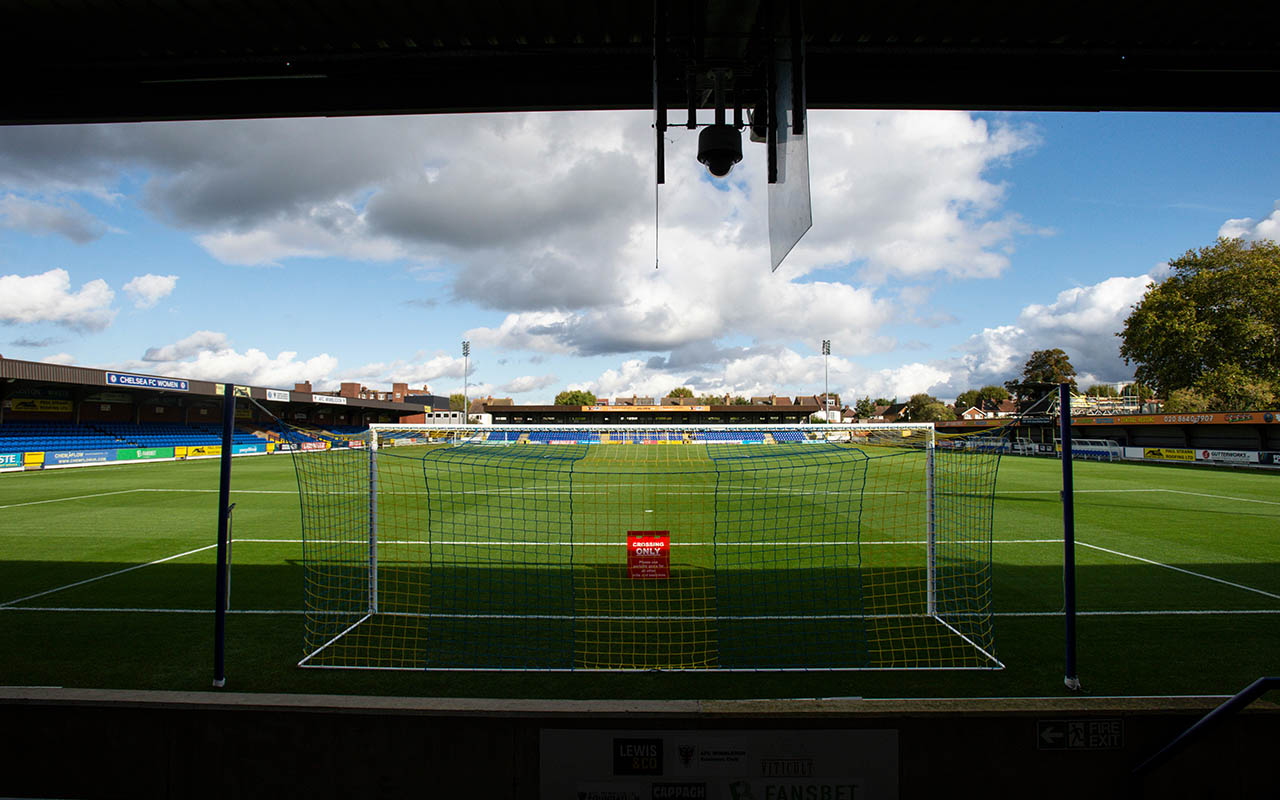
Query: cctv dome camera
[{"left": 697, "top": 124, "right": 742, "bottom": 178}]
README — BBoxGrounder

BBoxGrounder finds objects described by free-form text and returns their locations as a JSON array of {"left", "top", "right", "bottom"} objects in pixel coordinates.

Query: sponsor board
[
  {"left": 232, "top": 443, "right": 267, "bottom": 455},
  {"left": 23, "top": 452, "right": 44, "bottom": 466},
  {"left": 116, "top": 447, "right": 175, "bottom": 461},
  {"left": 0, "top": 452, "right": 22, "bottom": 469},
  {"left": 266, "top": 389, "right": 290, "bottom": 402},
  {"left": 542, "top": 730, "right": 896, "bottom": 799},
  {"left": 106, "top": 372, "right": 189, "bottom": 392},
  {"left": 312, "top": 394, "right": 347, "bottom": 405},
  {"left": 627, "top": 532, "right": 670, "bottom": 580},
  {"left": 299, "top": 441, "right": 328, "bottom": 451},
  {"left": 1197, "top": 449, "right": 1257, "bottom": 463},
  {"left": 1143, "top": 447, "right": 1195, "bottom": 462},
  {"left": 46, "top": 449, "right": 116, "bottom": 466},
  {"left": 9, "top": 398, "right": 73, "bottom": 413},
  {"left": 186, "top": 445, "right": 222, "bottom": 457}
]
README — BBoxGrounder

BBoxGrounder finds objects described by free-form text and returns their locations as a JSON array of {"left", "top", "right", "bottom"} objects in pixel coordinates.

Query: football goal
[{"left": 289, "top": 423, "right": 1003, "bottom": 671}]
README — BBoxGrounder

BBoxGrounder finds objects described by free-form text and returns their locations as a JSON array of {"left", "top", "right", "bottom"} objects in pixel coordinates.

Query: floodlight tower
[
  {"left": 462, "top": 340, "right": 470, "bottom": 422},
  {"left": 822, "top": 339, "right": 831, "bottom": 422}
]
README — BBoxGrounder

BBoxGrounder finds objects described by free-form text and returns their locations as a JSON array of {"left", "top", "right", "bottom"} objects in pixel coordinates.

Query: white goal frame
[{"left": 298, "top": 421, "right": 1003, "bottom": 671}]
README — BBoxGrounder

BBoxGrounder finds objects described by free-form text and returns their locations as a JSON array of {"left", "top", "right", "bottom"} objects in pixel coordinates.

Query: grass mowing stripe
[
  {"left": 0, "top": 544, "right": 218, "bottom": 607},
  {"left": 1078, "top": 540, "right": 1280, "bottom": 600}
]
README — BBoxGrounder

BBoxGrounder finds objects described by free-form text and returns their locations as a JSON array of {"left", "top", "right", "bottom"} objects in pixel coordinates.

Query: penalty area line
[
  {"left": 0, "top": 544, "right": 218, "bottom": 608},
  {"left": 1078, "top": 541, "right": 1280, "bottom": 601}
]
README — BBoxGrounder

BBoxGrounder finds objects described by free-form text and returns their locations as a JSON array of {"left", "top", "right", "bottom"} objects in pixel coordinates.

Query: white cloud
[
  {"left": 120, "top": 331, "right": 337, "bottom": 389},
  {"left": 123, "top": 273, "right": 178, "bottom": 308},
  {"left": 499, "top": 374, "right": 559, "bottom": 395},
  {"left": 1219, "top": 201, "right": 1280, "bottom": 242},
  {"left": 0, "top": 268, "right": 115, "bottom": 330},
  {"left": 41, "top": 352, "right": 76, "bottom": 365},
  {"left": 945, "top": 272, "right": 1158, "bottom": 395},
  {"left": 0, "top": 193, "right": 106, "bottom": 244},
  {"left": 338, "top": 353, "right": 468, "bottom": 393}
]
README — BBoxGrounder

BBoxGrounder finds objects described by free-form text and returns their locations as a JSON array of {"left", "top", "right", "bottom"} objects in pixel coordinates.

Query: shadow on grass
[{"left": 0, "top": 560, "right": 1276, "bottom": 699}]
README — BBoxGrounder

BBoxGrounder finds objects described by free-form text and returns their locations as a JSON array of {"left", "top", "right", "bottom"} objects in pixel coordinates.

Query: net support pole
[
  {"left": 925, "top": 430, "right": 937, "bottom": 616},
  {"left": 212, "top": 383, "right": 235, "bottom": 688},
  {"left": 1060, "top": 382, "right": 1081, "bottom": 691},
  {"left": 368, "top": 430, "right": 379, "bottom": 614}
]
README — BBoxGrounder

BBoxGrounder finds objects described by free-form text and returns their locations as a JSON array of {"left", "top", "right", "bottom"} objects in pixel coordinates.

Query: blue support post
[
  {"left": 213, "top": 383, "right": 235, "bottom": 688},
  {"left": 1060, "top": 382, "right": 1080, "bottom": 691}
]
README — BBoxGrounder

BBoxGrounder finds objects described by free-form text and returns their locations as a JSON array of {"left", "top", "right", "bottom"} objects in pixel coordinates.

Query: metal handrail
[{"left": 1132, "top": 676, "right": 1278, "bottom": 788}]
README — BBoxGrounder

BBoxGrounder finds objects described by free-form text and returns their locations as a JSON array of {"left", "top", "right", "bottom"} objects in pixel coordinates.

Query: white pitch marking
[
  {"left": 1155, "top": 488, "right": 1280, "bottom": 507},
  {"left": 0, "top": 543, "right": 219, "bottom": 608},
  {"left": 2, "top": 606, "right": 1276, "bottom": 618},
  {"left": 0, "top": 489, "right": 145, "bottom": 510},
  {"left": 1078, "top": 541, "right": 1280, "bottom": 600}
]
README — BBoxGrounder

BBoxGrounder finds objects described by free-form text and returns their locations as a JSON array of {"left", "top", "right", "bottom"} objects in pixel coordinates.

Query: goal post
[{"left": 290, "top": 423, "right": 1003, "bottom": 671}]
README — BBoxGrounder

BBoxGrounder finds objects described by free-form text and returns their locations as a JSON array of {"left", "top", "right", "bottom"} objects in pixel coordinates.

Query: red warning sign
[{"left": 627, "top": 531, "right": 670, "bottom": 580}]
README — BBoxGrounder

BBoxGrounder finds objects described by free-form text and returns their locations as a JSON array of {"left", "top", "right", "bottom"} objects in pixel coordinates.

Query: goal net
[{"left": 290, "top": 424, "right": 1002, "bottom": 671}]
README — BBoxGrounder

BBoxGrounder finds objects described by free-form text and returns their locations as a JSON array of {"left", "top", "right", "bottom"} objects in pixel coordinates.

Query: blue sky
[{"left": 1, "top": 111, "right": 1277, "bottom": 404}]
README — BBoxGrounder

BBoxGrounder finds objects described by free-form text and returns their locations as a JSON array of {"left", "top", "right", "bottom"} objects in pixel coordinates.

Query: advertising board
[
  {"left": 1143, "top": 447, "right": 1195, "bottom": 462},
  {"left": 106, "top": 372, "right": 189, "bottom": 391},
  {"left": 266, "top": 389, "right": 290, "bottom": 402},
  {"left": 116, "top": 447, "right": 175, "bottom": 461},
  {"left": 45, "top": 449, "right": 116, "bottom": 466},
  {"left": 9, "top": 398, "right": 74, "bottom": 413},
  {"left": 1196, "top": 449, "right": 1257, "bottom": 463},
  {"left": 0, "top": 452, "right": 22, "bottom": 469},
  {"left": 186, "top": 445, "right": 222, "bottom": 457},
  {"left": 232, "top": 443, "right": 267, "bottom": 455}
]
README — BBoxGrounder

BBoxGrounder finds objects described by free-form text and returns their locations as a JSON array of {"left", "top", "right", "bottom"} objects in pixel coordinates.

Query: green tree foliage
[
  {"left": 873, "top": 397, "right": 896, "bottom": 407},
  {"left": 696, "top": 395, "right": 723, "bottom": 405},
  {"left": 1006, "top": 349, "right": 1077, "bottom": 407},
  {"left": 977, "top": 385, "right": 1011, "bottom": 408},
  {"left": 553, "top": 389, "right": 597, "bottom": 406},
  {"left": 953, "top": 389, "right": 980, "bottom": 413},
  {"left": 957, "top": 385, "right": 1012, "bottom": 413},
  {"left": 449, "top": 393, "right": 466, "bottom": 412},
  {"left": 1120, "top": 237, "right": 1280, "bottom": 408},
  {"left": 902, "top": 393, "right": 956, "bottom": 422},
  {"left": 854, "top": 396, "right": 876, "bottom": 417},
  {"left": 1085, "top": 384, "right": 1120, "bottom": 397},
  {"left": 667, "top": 386, "right": 694, "bottom": 398},
  {"left": 730, "top": 395, "right": 751, "bottom": 405}
]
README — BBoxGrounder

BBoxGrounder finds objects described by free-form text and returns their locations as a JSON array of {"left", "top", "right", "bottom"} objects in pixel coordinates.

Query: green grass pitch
[{"left": 1, "top": 448, "right": 1277, "bottom": 699}]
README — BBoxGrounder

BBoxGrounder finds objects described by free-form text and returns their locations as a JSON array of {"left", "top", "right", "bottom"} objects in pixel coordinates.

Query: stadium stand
[{"left": 0, "top": 421, "right": 267, "bottom": 452}]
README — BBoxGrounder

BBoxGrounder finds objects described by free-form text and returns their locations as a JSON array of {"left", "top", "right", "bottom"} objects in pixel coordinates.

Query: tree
[
  {"left": 1006, "top": 349, "right": 1077, "bottom": 408},
  {"left": 854, "top": 396, "right": 876, "bottom": 418},
  {"left": 953, "top": 389, "right": 981, "bottom": 414},
  {"left": 1085, "top": 384, "right": 1120, "bottom": 397},
  {"left": 553, "top": 389, "right": 597, "bottom": 406},
  {"left": 873, "top": 397, "right": 896, "bottom": 407},
  {"left": 902, "top": 393, "right": 955, "bottom": 422},
  {"left": 976, "top": 385, "right": 1011, "bottom": 409},
  {"left": 449, "top": 393, "right": 465, "bottom": 412},
  {"left": 667, "top": 386, "right": 694, "bottom": 398},
  {"left": 730, "top": 395, "right": 751, "bottom": 405},
  {"left": 1120, "top": 237, "right": 1280, "bottom": 407}
]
